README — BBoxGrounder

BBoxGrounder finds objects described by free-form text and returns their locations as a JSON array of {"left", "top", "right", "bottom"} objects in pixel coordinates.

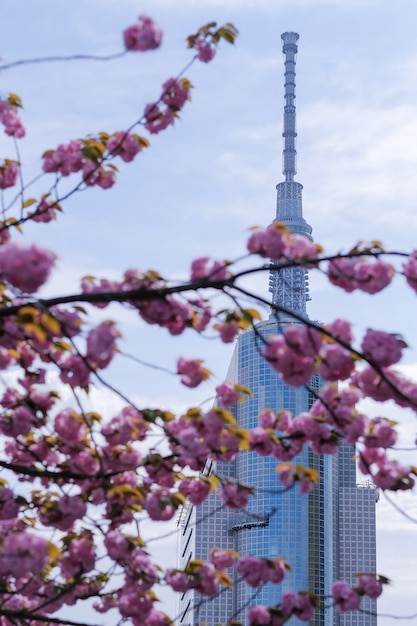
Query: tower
[{"left": 178, "top": 33, "right": 377, "bottom": 626}]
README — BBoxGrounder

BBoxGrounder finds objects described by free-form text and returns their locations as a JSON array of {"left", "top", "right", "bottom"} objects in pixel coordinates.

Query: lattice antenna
[
  {"left": 269, "top": 33, "right": 313, "bottom": 318},
  {"left": 282, "top": 32, "right": 299, "bottom": 182}
]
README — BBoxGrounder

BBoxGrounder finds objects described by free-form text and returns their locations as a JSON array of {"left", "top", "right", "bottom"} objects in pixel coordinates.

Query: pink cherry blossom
[
  {"left": 29, "top": 198, "right": 57, "bottom": 223},
  {"left": 328, "top": 257, "right": 357, "bottom": 292},
  {"left": 286, "top": 234, "right": 320, "bottom": 261},
  {"left": 236, "top": 556, "right": 270, "bottom": 587},
  {"left": 104, "top": 530, "right": 131, "bottom": 561},
  {"left": 0, "top": 243, "right": 55, "bottom": 293},
  {"left": 101, "top": 407, "right": 149, "bottom": 445},
  {"left": 82, "top": 161, "right": 117, "bottom": 189},
  {"left": 268, "top": 557, "right": 288, "bottom": 583},
  {"left": 356, "top": 574, "right": 383, "bottom": 599},
  {"left": 0, "top": 101, "right": 25, "bottom": 138},
  {"left": 318, "top": 343, "right": 356, "bottom": 381},
  {"left": 143, "top": 103, "right": 174, "bottom": 134},
  {"left": 81, "top": 275, "right": 121, "bottom": 308},
  {"left": 42, "top": 140, "right": 83, "bottom": 176},
  {"left": 0, "top": 160, "right": 19, "bottom": 189},
  {"left": 354, "top": 259, "right": 394, "bottom": 294},
  {"left": 281, "top": 592, "right": 315, "bottom": 621},
  {"left": 139, "top": 296, "right": 191, "bottom": 335},
  {"left": 57, "top": 494, "right": 87, "bottom": 530},
  {"left": 194, "top": 38, "right": 216, "bottom": 62},
  {"left": 216, "top": 382, "right": 241, "bottom": 406},
  {"left": 59, "top": 354, "right": 90, "bottom": 387},
  {"left": 145, "top": 488, "right": 176, "bottom": 521},
  {"left": 165, "top": 569, "right": 192, "bottom": 593},
  {"left": 361, "top": 328, "right": 404, "bottom": 367},
  {"left": 86, "top": 321, "right": 119, "bottom": 369},
  {"left": 277, "top": 463, "right": 296, "bottom": 489},
  {"left": 60, "top": 534, "right": 95, "bottom": 579},
  {"left": 351, "top": 366, "right": 398, "bottom": 403},
  {"left": 372, "top": 459, "right": 414, "bottom": 491},
  {"left": 162, "top": 78, "right": 191, "bottom": 110},
  {"left": 249, "top": 427, "right": 274, "bottom": 456},
  {"left": 403, "top": 251, "right": 417, "bottom": 292},
  {"left": 194, "top": 562, "right": 219, "bottom": 596},
  {"left": 331, "top": 581, "right": 361, "bottom": 613},
  {"left": 143, "top": 610, "right": 172, "bottom": 626},
  {"left": 217, "top": 320, "right": 239, "bottom": 343},
  {"left": 220, "top": 483, "right": 250, "bottom": 509},
  {"left": 54, "top": 408, "right": 87, "bottom": 446},
  {"left": 0, "top": 487, "right": 20, "bottom": 520},
  {"left": 210, "top": 548, "right": 235, "bottom": 570},
  {"left": 187, "top": 480, "right": 210, "bottom": 505},
  {"left": 0, "top": 405, "right": 35, "bottom": 437},
  {"left": 326, "top": 318, "right": 354, "bottom": 343},
  {"left": 191, "top": 256, "right": 229, "bottom": 281},
  {"left": 0, "top": 532, "right": 49, "bottom": 578},
  {"left": 247, "top": 223, "right": 288, "bottom": 260},
  {"left": 263, "top": 336, "right": 314, "bottom": 386},
  {"left": 328, "top": 257, "right": 394, "bottom": 294},
  {"left": 123, "top": 16, "right": 162, "bottom": 52},
  {"left": 177, "top": 357, "right": 209, "bottom": 388},
  {"left": 363, "top": 417, "right": 397, "bottom": 449},
  {"left": 248, "top": 606, "right": 271, "bottom": 625},
  {"left": 107, "top": 131, "right": 142, "bottom": 162}
]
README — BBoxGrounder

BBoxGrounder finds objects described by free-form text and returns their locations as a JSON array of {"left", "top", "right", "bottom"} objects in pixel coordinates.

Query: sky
[{"left": 2, "top": 0, "right": 417, "bottom": 623}]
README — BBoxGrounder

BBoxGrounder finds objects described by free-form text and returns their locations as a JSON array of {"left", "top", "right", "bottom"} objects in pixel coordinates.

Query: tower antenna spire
[
  {"left": 282, "top": 31, "right": 299, "bottom": 182},
  {"left": 269, "top": 32, "right": 313, "bottom": 317}
]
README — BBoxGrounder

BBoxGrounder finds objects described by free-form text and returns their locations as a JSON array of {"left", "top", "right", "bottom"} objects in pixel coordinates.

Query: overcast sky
[{"left": 2, "top": 1, "right": 417, "bottom": 623}]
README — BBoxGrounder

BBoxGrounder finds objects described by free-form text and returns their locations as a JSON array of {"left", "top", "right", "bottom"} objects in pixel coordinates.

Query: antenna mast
[{"left": 269, "top": 32, "right": 313, "bottom": 317}]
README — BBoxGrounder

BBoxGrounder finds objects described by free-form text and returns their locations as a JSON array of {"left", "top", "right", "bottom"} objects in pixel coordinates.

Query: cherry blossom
[
  {"left": 0, "top": 160, "right": 19, "bottom": 189},
  {"left": 356, "top": 574, "right": 384, "bottom": 599},
  {"left": 403, "top": 251, "right": 417, "bottom": 292},
  {"left": 216, "top": 381, "right": 242, "bottom": 406},
  {"left": 42, "top": 140, "right": 84, "bottom": 176},
  {"left": 191, "top": 256, "right": 230, "bottom": 281},
  {"left": 220, "top": 483, "right": 251, "bottom": 509},
  {"left": 86, "top": 320, "right": 119, "bottom": 369},
  {"left": 281, "top": 592, "right": 315, "bottom": 622},
  {"left": 194, "top": 38, "right": 217, "bottom": 62},
  {"left": 0, "top": 100, "right": 25, "bottom": 138},
  {"left": 162, "top": 78, "right": 192, "bottom": 110},
  {"left": 331, "top": 580, "right": 361, "bottom": 613},
  {"left": 143, "top": 103, "right": 174, "bottom": 134},
  {"left": 361, "top": 328, "right": 404, "bottom": 367},
  {"left": 0, "top": 243, "right": 55, "bottom": 293},
  {"left": 247, "top": 223, "right": 289, "bottom": 259},
  {"left": 177, "top": 357, "right": 210, "bottom": 387},
  {"left": 107, "top": 131, "right": 143, "bottom": 162},
  {"left": 209, "top": 548, "right": 235, "bottom": 570},
  {"left": 123, "top": 15, "right": 163, "bottom": 52},
  {"left": 248, "top": 605, "right": 271, "bottom": 625}
]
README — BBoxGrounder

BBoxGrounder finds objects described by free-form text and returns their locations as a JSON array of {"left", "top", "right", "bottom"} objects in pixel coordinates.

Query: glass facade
[{"left": 178, "top": 324, "right": 377, "bottom": 626}]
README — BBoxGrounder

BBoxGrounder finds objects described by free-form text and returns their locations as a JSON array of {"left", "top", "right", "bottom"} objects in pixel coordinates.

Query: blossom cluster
[
  {"left": 42, "top": 132, "right": 146, "bottom": 189},
  {"left": 331, "top": 576, "right": 384, "bottom": 613},
  {"left": 0, "top": 96, "right": 25, "bottom": 139},
  {"left": 0, "top": 159, "right": 19, "bottom": 190},
  {"left": 123, "top": 15, "right": 163, "bottom": 52},
  {"left": 187, "top": 22, "right": 239, "bottom": 63},
  {"left": 143, "top": 77, "right": 192, "bottom": 134},
  {"left": 248, "top": 593, "right": 316, "bottom": 625}
]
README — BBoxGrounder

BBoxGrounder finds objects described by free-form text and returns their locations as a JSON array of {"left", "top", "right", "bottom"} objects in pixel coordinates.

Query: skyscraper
[{"left": 178, "top": 33, "right": 378, "bottom": 626}]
